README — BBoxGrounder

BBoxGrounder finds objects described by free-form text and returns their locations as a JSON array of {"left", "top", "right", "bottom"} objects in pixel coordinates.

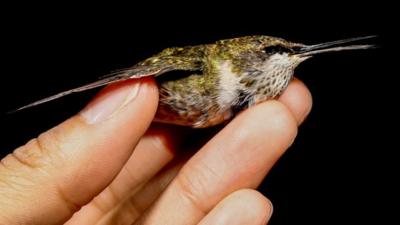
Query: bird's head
[{"left": 254, "top": 35, "right": 375, "bottom": 70}]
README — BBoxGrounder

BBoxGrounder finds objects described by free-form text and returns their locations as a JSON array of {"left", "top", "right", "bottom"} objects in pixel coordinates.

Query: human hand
[{"left": 0, "top": 77, "right": 312, "bottom": 225}]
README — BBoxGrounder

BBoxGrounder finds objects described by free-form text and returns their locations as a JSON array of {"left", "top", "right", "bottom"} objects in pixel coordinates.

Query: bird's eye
[{"left": 263, "top": 45, "right": 292, "bottom": 55}]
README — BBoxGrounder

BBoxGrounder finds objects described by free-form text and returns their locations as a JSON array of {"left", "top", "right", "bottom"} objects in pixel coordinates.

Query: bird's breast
[{"left": 215, "top": 61, "right": 243, "bottom": 110}]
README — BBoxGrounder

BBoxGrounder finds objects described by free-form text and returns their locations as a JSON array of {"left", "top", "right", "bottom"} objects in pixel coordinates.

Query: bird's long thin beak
[{"left": 295, "top": 35, "right": 376, "bottom": 57}]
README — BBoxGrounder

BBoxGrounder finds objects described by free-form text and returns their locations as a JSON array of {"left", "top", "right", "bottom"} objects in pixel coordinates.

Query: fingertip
[
  {"left": 232, "top": 100, "right": 298, "bottom": 146},
  {"left": 228, "top": 189, "right": 273, "bottom": 219},
  {"left": 198, "top": 189, "right": 273, "bottom": 225},
  {"left": 279, "top": 78, "right": 313, "bottom": 125},
  {"left": 139, "top": 77, "right": 159, "bottom": 106},
  {"left": 260, "top": 100, "right": 299, "bottom": 136}
]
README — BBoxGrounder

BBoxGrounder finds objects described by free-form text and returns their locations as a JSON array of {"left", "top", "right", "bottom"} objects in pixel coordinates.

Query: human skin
[{"left": 0, "top": 77, "right": 312, "bottom": 225}]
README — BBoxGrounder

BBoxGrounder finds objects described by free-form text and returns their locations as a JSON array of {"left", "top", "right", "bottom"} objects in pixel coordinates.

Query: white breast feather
[{"left": 217, "top": 61, "right": 241, "bottom": 110}]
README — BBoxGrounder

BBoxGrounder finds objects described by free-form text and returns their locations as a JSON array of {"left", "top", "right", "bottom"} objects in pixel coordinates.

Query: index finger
[{"left": 133, "top": 79, "right": 312, "bottom": 225}]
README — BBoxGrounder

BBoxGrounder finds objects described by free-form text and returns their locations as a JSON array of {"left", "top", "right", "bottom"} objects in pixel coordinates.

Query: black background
[{"left": 0, "top": 3, "right": 397, "bottom": 224}]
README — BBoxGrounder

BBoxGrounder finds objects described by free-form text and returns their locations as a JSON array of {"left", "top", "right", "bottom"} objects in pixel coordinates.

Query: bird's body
[
  {"left": 13, "top": 35, "right": 375, "bottom": 128},
  {"left": 152, "top": 36, "right": 305, "bottom": 127}
]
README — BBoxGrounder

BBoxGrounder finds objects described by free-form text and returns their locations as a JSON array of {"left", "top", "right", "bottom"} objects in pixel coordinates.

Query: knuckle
[
  {"left": 1, "top": 126, "right": 67, "bottom": 172},
  {"left": 176, "top": 161, "right": 220, "bottom": 213},
  {"left": 36, "top": 127, "right": 64, "bottom": 156},
  {"left": 35, "top": 127, "right": 68, "bottom": 168},
  {"left": 3, "top": 138, "right": 48, "bottom": 169},
  {"left": 55, "top": 181, "right": 82, "bottom": 214}
]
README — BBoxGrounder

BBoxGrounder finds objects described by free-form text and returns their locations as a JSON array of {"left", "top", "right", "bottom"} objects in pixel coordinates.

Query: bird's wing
[{"left": 10, "top": 55, "right": 203, "bottom": 112}]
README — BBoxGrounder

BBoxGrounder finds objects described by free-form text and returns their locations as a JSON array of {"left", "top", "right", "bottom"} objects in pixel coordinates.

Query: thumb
[{"left": 0, "top": 78, "right": 158, "bottom": 225}]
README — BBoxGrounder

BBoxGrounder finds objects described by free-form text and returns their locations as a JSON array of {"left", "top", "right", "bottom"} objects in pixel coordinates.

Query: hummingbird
[{"left": 12, "top": 35, "right": 375, "bottom": 128}]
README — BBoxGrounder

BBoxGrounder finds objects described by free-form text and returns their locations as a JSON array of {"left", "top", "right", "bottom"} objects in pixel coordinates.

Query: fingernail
[{"left": 80, "top": 80, "right": 141, "bottom": 124}]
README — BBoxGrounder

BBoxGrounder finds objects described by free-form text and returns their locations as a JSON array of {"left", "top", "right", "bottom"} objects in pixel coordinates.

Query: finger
[
  {"left": 134, "top": 100, "right": 300, "bottom": 225},
  {"left": 66, "top": 124, "right": 187, "bottom": 225},
  {"left": 97, "top": 124, "right": 187, "bottom": 202},
  {"left": 0, "top": 78, "right": 158, "bottom": 225},
  {"left": 198, "top": 189, "right": 272, "bottom": 225},
  {"left": 96, "top": 78, "right": 311, "bottom": 225},
  {"left": 279, "top": 78, "right": 313, "bottom": 125},
  {"left": 96, "top": 159, "right": 185, "bottom": 225}
]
